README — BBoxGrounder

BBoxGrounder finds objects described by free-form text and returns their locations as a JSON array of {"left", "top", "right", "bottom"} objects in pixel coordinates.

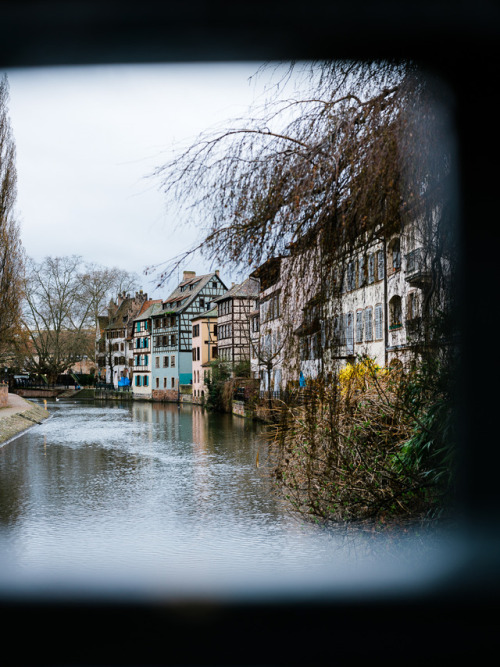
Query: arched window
[{"left": 389, "top": 295, "right": 402, "bottom": 329}]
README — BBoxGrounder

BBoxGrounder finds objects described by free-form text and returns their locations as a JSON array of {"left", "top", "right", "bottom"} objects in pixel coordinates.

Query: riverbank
[{"left": 0, "top": 392, "right": 50, "bottom": 446}]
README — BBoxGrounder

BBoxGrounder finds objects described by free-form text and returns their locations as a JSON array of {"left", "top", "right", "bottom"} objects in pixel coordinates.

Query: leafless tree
[
  {"left": 154, "top": 61, "right": 456, "bottom": 522},
  {"left": 21, "top": 256, "right": 139, "bottom": 382},
  {"left": 0, "top": 75, "right": 24, "bottom": 365},
  {"left": 79, "top": 263, "right": 140, "bottom": 330},
  {"left": 153, "top": 60, "right": 454, "bottom": 368}
]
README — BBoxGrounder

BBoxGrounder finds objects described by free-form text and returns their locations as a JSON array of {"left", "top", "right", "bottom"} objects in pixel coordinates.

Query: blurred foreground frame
[{"left": 1, "top": 1, "right": 499, "bottom": 665}]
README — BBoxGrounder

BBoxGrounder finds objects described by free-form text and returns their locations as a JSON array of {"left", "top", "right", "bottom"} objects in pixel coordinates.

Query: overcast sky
[{"left": 5, "top": 62, "right": 281, "bottom": 297}]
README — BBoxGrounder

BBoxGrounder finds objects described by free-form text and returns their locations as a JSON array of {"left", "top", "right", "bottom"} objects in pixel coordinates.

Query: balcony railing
[{"left": 405, "top": 248, "right": 432, "bottom": 287}]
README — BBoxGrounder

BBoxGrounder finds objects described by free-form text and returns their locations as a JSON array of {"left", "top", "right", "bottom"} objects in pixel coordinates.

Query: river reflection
[{"left": 0, "top": 399, "right": 457, "bottom": 596}]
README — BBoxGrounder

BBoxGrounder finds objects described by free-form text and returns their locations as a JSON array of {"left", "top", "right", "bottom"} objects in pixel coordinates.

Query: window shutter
[
  {"left": 375, "top": 304, "right": 383, "bottom": 339},
  {"left": 377, "top": 251, "right": 385, "bottom": 281},
  {"left": 356, "top": 311, "right": 363, "bottom": 343},
  {"left": 346, "top": 312, "right": 354, "bottom": 354},
  {"left": 368, "top": 254, "right": 375, "bottom": 284},
  {"left": 365, "top": 308, "right": 373, "bottom": 341},
  {"left": 358, "top": 256, "right": 365, "bottom": 287}
]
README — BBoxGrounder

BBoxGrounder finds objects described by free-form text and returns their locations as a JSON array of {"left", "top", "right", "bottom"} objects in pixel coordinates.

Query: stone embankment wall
[
  {"left": 0, "top": 385, "right": 7, "bottom": 408},
  {"left": 16, "top": 388, "right": 61, "bottom": 398},
  {"left": 0, "top": 400, "right": 50, "bottom": 445},
  {"left": 232, "top": 400, "right": 255, "bottom": 419}
]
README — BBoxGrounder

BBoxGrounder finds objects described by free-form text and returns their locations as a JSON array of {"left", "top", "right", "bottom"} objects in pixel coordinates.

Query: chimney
[
  {"left": 215, "top": 270, "right": 219, "bottom": 278},
  {"left": 183, "top": 270, "right": 196, "bottom": 282}
]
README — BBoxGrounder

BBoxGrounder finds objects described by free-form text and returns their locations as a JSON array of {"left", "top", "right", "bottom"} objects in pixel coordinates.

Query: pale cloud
[{"left": 6, "top": 62, "right": 272, "bottom": 295}]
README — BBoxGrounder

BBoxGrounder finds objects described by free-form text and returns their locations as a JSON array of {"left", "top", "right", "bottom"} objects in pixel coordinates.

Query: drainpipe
[
  {"left": 177, "top": 313, "right": 181, "bottom": 404},
  {"left": 231, "top": 299, "right": 235, "bottom": 375}
]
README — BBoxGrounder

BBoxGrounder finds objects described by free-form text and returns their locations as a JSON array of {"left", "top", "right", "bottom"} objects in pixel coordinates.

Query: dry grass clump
[{"left": 271, "top": 362, "right": 435, "bottom": 523}]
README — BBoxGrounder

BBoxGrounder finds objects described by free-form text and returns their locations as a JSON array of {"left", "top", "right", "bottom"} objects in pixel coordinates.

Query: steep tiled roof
[
  {"left": 158, "top": 272, "right": 226, "bottom": 316},
  {"left": 134, "top": 299, "right": 163, "bottom": 320},
  {"left": 213, "top": 277, "right": 259, "bottom": 302},
  {"left": 106, "top": 300, "right": 139, "bottom": 329}
]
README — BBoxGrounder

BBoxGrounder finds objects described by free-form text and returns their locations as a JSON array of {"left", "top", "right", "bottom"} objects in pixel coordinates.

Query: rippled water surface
[{"left": 0, "top": 399, "right": 456, "bottom": 595}]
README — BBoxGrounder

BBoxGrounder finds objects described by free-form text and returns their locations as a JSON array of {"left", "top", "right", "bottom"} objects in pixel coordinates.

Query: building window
[
  {"left": 389, "top": 295, "right": 402, "bottom": 329},
  {"left": 156, "top": 377, "right": 159, "bottom": 388},
  {"left": 171, "top": 356, "right": 175, "bottom": 367},
  {"left": 171, "top": 377, "right": 175, "bottom": 389},
  {"left": 364, "top": 307, "right": 373, "bottom": 342},
  {"left": 144, "top": 376, "right": 149, "bottom": 387},
  {"left": 375, "top": 303, "right": 384, "bottom": 339},
  {"left": 163, "top": 356, "right": 169, "bottom": 367},
  {"left": 163, "top": 377, "right": 167, "bottom": 388},
  {"left": 388, "top": 237, "right": 401, "bottom": 272},
  {"left": 155, "top": 357, "right": 160, "bottom": 368},
  {"left": 193, "top": 324, "right": 200, "bottom": 337},
  {"left": 407, "top": 291, "right": 420, "bottom": 320}
]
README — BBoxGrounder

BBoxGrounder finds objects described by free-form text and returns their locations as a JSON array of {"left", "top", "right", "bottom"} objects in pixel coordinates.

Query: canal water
[{"left": 0, "top": 399, "right": 457, "bottom": 598}]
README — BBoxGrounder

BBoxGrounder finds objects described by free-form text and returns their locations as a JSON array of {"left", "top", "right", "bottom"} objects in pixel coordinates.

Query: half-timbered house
[
  {"left": 212, "top": 277, "right": 259, "bottom": 374},
  {"left": 132, "top": 299, "right": 162, "bottom": 398},
  {"left": 249, "top": 258, "right": 287, "bottom": 397},
  {"left": 95, "top": 291, "right": 149, "bottom": 388},
  {"left": 151, "top": 270, "right": 227, "bottom": 400}
]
